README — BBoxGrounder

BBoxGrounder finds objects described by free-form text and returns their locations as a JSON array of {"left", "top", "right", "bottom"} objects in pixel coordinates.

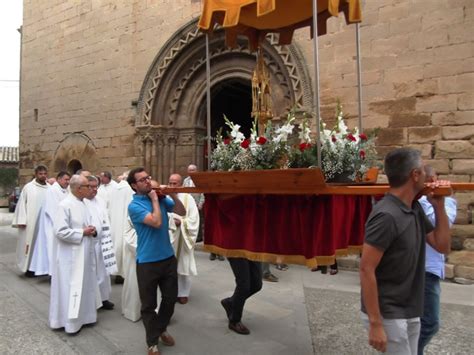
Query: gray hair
[
  {"left": 384, "top": 148, "right": 422, "bottom": 188},
  {"left": 69, "top": 174, "right": 83, "bottom": 190},
  {"left": 87, "top": 175, "right": 99, "bottom": 184}
]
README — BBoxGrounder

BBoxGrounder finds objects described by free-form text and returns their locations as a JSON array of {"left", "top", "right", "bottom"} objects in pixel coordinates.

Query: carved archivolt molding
[{"left": 136, "top": 19, "right": 312, "bottom": 128}]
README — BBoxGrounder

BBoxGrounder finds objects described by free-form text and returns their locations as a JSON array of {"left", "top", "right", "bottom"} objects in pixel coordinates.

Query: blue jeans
[{"left": 418, "top": 272, "right": 441, "bottom": 354}]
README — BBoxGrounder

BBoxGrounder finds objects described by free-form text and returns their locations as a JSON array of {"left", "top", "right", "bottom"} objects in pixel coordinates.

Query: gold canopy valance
[{"left": 198, "top": 0, "right": 362, "bottom": 49}]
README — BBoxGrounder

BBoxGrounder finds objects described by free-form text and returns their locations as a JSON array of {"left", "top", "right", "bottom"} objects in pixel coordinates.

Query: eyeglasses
[{"left": 136, "top": 175, "right": 152, "bottom": 183}]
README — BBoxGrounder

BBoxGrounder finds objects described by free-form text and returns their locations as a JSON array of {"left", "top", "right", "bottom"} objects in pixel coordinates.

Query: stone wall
[
  {"left": 20, "top": 0, "right": 203, "bottom": 180},
  {"left": 292, "top": 0, "right": 474, "bottom": 280},
  {"left": 20, "top": 0, "right": 473, "bottom": 278}
]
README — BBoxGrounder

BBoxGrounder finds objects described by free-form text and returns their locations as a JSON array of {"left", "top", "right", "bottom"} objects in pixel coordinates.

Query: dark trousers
[
  {"left": 418, "top": 272, "right": 441, "bottom": 354},
  {"left": 136, "top": 256, "right": 178, "bottom": 347},
  {"left": 227, "top": 257, "right": 263, "bottom": 323}
]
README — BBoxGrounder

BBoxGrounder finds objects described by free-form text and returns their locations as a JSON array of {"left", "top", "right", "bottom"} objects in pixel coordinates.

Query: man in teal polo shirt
[{"left": 127, "top": 167, "right": 185, "bottom": 355}]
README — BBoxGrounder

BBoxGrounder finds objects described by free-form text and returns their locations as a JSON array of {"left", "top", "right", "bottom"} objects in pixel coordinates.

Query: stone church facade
[{"left": 19, "top": 0, "right": 473, "bottom": 277}]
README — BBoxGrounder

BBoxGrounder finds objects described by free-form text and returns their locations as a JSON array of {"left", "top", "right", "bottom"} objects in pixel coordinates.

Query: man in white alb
[
  {"left": 49, "top": 174, "right": 102, "bottom": 334},
  {"left": 168, "top": 173, "right": 200, "bottom": 304},
  {"left": 84, "top": 175, "right": 115, "bottom": 310},
  {"left": 109, "top": 171, "right": 135, "bottom": 282},
  {"left": 12, "top": 165, "right": 50, "bottom": 276},
  {"left": 32, "top": 171, "right": 71, "bottom": 276},
  {"left": 97, "top": 171, "right": 118, "bottom": 212}
]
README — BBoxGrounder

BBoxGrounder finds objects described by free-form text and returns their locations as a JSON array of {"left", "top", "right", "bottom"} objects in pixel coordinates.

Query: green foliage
[{"left": 0, "top": 167, "right": 18, "bottom": 189}]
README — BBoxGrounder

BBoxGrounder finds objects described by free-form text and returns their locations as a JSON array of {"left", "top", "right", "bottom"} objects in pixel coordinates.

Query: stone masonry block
[
  {"left": 378, "top": 2, "right": 412, "bottom": 21},
  {"left": 423, "top": 60, "right": 465, "bottom": 79},
  {"left": 416, "top": 94, "right": 458, "bottom": 113},
  {"left": 424, "top": 159, "right": 449, "bottom": 174},
  {"left": 389, "top": 16, "right": 422, "bottom": 36},
  {"left": 445, "top": 263, "right": 455, "bottom": 279},
  {"left": 406, "top": 144, "right": 432, "bottom": 158},
  {"left": 422, "top": 8, "right": 464, "bottom": 31},
  {"left": 464, "top": 238, "right": 474, "bottom": 251},
  {"left": 376, "top": 128, "right": 407, "bottom": 146},
  {"left": 408, "top": 126, "right": 441, "bottom": 143},
  {"left": 435, "top": 141, "right": 474, "bottom": 159},
  {"left": 408, "top": 29, "right": 448, "bottom": 51},
  {"left": 442, "top": 126, "right": 474, "bottom": 140},
  {"left": 384, "top": 66, "right": 423, "bottom": 84},
  {"left": 432, "top": 43, "right": 473, "bottom": 63},
  {"left": 452, "top": 224, "right": 474, "bottom": 239},
  {"left": 438, "top": 73, "right": 474, "bottom": 95},
  {"left": 454, "top": 265, "right": 474, "bottom": 280},
  {"left": 448, "top": 21, "right": 474, "bottom": 45},
  {"left": 389, "top": 113, "right": 431, "bottom": 128},
  {"left": 451, "top": 236, "right": 465, "bottom": 251},
  {"left": 376, "top": 146, "right": 401, "bottom": 160},
  {"left": 393, "top": 80, "right": 438, "bottom": 100},
  {"left": 432, "top": 111, "right": 474, "bottom": 126},
  {"left": 452, "top": 159, "right": 474, "bottom": 174},
  {"left": 370, "top": 36, "right": 411, "bottom": 57},
  {"left": 438, "top": 175, "right": 472, "bottom": 183},
  {"left": 458, "top": 93, "right": 474, "bottom": 110},
  {"left": 447, "top": 250, "right": 474, "bottom": 267},
  {"left": 370, "top": 97, "right": 416, "bottom": 116}
]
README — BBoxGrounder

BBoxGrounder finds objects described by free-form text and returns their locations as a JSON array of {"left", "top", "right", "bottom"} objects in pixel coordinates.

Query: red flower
[
  {"left": 299, "top": 142, "right": 311, "bottom": 152},
  {"left": 359, "top": 150, "right": 366, "bottom": 159},
  {"left": 359, "top": 133, "right": 368, "bottom": 141},
  {"left": 331, "top": 135, "right": 337, "bottom": 143},
  {"left": 347, "top": 133, "right": 356, "bottom": 142},
  {"left": 256, "top": 136, "right": 267, "bottom": 145},
  {"left": 223, "top": 138, "right": 231, "bottom": 145},
  {"left": 240, "top": 139, "right": 250, "bottom": 149}
]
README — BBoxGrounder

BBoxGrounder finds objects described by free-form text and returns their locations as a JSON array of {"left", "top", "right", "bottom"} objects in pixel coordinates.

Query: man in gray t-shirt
[{"left": 360, "top": 148, "right": 451, "bottom": 355}]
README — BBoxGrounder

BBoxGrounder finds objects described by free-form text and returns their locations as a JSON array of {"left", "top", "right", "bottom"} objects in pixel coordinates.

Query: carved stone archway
[
  {"left": 136, "top": 18, "right": 312, "bottom": 182},
  {"left": 53, "top": 133, "right": 99, "bottom": 173}
]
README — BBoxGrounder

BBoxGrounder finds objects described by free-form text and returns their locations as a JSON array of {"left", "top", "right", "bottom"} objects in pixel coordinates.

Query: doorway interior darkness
[
  {"left": 67, "top": 159, "right": 82, "bottom": 175},
  {"left": 211, "top": 79, "right": 253, "bottom": 139}
]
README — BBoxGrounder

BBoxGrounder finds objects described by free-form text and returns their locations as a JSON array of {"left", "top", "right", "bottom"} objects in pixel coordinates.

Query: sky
[{"left": 0, "top": 1, "right": 22, "bottom": 147}]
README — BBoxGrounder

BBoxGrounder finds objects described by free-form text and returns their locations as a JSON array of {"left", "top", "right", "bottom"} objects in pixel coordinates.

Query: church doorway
[
  {"left": 211, "top": 79, "right": 253, "bottom": 140},
  {"left": 67, "top": 159, "right": 82, "bottom": 174}
]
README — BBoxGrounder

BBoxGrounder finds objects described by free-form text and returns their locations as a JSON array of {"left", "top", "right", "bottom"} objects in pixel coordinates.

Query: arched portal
[{"left": 135, "top": 18, "right": 312, "bottom": 182}]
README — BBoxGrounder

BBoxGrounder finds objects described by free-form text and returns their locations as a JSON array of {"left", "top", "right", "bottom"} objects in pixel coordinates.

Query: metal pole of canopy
[
  {"left": 311, "top": 0, "right": 321, "bottom": 168},
  {"left": 205, "top": 33, "right": 212, "bottom": 171},
  {"left": 355, "top": 23, "right": 363, "bottom": 132}
]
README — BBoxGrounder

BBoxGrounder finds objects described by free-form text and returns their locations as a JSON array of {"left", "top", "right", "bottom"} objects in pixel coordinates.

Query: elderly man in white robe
[
  {"left": 84, "top": 175, "right": 115, "bottom": 310},
  {"left": 32, "top": 171, "right": 71, "bottom": 276},
  {"left": 12, "top": 164, "right": 50, "bottom": 276},
  {"left": 109, "top": 171, "right": 134, "bottom": 283},
  {"left": 49, "top": 174, "right": 101, "bottom": 334},
  {"left": 168, "top": 173, "right": 200, "bottom": 304}
]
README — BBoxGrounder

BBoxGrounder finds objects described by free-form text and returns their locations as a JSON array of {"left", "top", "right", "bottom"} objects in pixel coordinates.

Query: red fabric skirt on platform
[{"left": 203, "top": 194, "right": 372, "bottom": 268}]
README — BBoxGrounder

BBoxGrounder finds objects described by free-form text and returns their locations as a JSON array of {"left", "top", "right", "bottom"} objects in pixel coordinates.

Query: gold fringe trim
[{"left": 203, "top": 244, "right": 363, "bottom": 269}]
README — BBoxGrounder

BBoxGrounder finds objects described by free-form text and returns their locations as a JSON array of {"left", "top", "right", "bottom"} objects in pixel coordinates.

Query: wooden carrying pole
[{"left": 161, "top": 183, "right": 473, "bottom": 197}]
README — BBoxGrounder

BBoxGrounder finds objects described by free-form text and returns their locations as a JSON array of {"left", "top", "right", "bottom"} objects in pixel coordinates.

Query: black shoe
[
  {"left": 221, "top": 298, "right": 232, "bottom": 320},
  {"left": 102, "top": 300, "right": 115, "bottom": 310},
  {"left": 228, "top": 321, "right": 250, "bottom": 335},
  {"left": 115, "top": 276, "right": 124, "bottom": 284},
  {"left": 209, "top": 253, "right": 216, "bottom": 261},
  {"left": 263, "top": 273, "right": 279, "bottom": 282},
  {"left": 217, "top": 255, "right": 225, "bottom": 261},
  {"left": 24, "top": 270, "right": 36, "bottom": 278}
]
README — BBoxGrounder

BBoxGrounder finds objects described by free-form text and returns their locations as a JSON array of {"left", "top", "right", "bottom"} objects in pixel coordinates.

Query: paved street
[{"left": 1, "top": 208, "right": 473, "bottom": 354}]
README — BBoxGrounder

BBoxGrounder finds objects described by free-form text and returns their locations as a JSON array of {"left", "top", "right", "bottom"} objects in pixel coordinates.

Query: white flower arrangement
[{"left": 210, "top": 103, "right": 377, "bottom": 182}]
